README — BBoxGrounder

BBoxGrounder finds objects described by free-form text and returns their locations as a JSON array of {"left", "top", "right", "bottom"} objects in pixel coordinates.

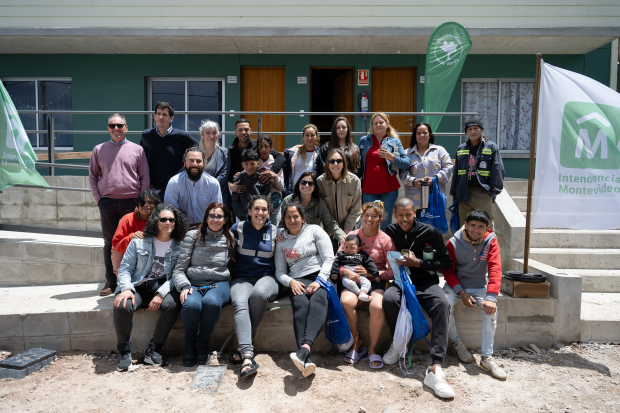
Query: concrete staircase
[{"left": 504, "top": 180, "right": 620, "bottom": 342}]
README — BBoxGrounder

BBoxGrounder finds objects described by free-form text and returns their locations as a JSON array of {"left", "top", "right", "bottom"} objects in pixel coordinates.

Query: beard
[{"left": 185, "top": 166, "right": 204, "bottom": 182}]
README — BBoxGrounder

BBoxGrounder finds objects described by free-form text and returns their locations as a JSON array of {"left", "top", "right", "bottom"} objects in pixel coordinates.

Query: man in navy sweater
[{"left": 140, "top": 102, "right": 198, "bottom": 197}]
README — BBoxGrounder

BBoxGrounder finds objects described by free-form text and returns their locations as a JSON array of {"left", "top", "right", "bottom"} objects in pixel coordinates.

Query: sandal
[
  {"left": 344, "top": 346, "right": 367, "bottom": 364},
  {"left": 239, "top": 354, "right": 259, "bottom": 378},
  {"left": 369, "top": 354, "right": 384, "bottom": 369},
  {"left": 229, "top": 349, "right": 242, "bottom": 365}
]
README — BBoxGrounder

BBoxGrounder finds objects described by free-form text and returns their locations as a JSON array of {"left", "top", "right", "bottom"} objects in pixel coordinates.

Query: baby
[{"left": 331, "top": 234, "right": 380, "bottom": 302}]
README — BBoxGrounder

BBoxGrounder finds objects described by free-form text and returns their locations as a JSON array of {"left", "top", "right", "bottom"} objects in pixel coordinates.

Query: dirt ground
[{"left": 1, "top": 342, "right": 619, "bottom": 413}]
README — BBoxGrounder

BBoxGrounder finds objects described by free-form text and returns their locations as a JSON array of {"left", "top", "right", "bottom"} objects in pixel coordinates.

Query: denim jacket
[
  {"left": 358, "top": 134, "right": 410, "bottom": 180},
  {"left": 116, "top": 236, "right": 181, "bottom": 298}
]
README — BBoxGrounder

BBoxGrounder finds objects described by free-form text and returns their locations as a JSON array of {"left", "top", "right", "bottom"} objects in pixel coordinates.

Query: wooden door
[
  {"left": 371, "top": 68, "right": 416, "bottom": 147},
  {"left": 332, "top": 69, "right": 355, "bottom": 131},
  {"left": 241, "top": 67, "right": 286, "bottom": 152}
]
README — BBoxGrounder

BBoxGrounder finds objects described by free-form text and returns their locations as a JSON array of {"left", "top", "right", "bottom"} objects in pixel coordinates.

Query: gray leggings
[
  {"left": 230, "top": 276, "right": 280, "bottom": 357},
  {"left": 342, "top": 276, "right": 372, "bottom": 296}
]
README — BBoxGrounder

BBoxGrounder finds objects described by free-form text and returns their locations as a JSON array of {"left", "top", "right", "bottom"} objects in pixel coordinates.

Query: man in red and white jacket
[{"left": 443, "top": 209, "right": 507, "bottom": 380}]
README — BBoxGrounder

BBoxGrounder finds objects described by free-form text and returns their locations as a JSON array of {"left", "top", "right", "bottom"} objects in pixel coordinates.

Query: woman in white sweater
[{"left": 275, "top": 202, "right": 334, "bottom": 378}]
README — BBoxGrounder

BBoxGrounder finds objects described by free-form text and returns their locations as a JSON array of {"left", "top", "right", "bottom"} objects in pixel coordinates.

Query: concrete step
[
  {"left": 512, "top": 195, "right": 527, "bottom": 212},
  {"left": 571, "top": 270, "right": 620, "bottom": 293},
  {"left": 529, "top": 247, "right": 620, "bottom": 270},
  {"left": 0, "top": 230, "right": 105, "bottom": 287},
  {"left": 504, "top": 180, "right": 529, "bottom": 196},
  {"left": 530, "top": 229, "right": 620, "bottom": 249},
  {"left": 581, "top": 292, "right": 620, "bottom": 342}
]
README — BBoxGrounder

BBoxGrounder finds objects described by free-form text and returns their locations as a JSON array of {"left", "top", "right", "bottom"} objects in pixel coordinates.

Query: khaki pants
[{"left": 458, "top": 187, "right": 494, "bottom": 230}]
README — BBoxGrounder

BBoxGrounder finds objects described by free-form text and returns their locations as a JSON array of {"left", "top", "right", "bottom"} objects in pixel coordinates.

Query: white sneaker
[
  {"left": 453, "top": 341, "right": 473, "bottom": 363},
  {"left": 382, "top": 342, "right": 399, "bottom": 365},
  {"left": 480, "top": 357, "right": 507, "bottom": 380},
  {"left": 358, "top": 293, "right": 372, "bottom": 302},
  {"left": 302, "top": 358, "right": 316, "bottom": 377},
  {"left": 424, "top": 366, "right": 455, "bottom": 399}
]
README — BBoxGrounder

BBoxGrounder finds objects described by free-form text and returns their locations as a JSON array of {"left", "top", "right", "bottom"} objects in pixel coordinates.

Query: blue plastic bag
[
  {"left": 449, "top": 201, "right": 460, "bottom": 235},
  {"left": 316, "top": 277, "right": 353, "bottom": 345},
  {"left": 399, "top": 266, "right": 431, "bottom": 344},
  {"left": 418, "top": 176, "right": 448, "bottom": 234}
]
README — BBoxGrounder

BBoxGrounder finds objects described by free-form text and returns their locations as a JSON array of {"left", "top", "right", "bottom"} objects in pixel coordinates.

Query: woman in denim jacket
[
  {"left": 400, "top": 122, "right": 453, "bottom": 216},
  {"left": 359, "top": 112, "right": 410, "bottom": 230},
  {"left": 113, "top": 203, "right": 189, "bottom": 372}
]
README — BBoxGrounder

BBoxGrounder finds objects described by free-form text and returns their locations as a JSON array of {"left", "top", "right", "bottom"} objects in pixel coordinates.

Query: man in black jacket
[{"left": 383, "top": 197, "right": 455, "bottom": 399}]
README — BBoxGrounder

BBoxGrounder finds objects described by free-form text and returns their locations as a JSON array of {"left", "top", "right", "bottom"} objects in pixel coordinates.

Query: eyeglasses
[
  {"left": 158, "top": 217, "right": 176, "bottom": 223},
  {"left": 207, "top": 214, "right": 226, "bottom": 221},
  {"left": 108, "top": 123, "right": 126, "bottom": 129},
  {"left": 328, "top": 159, "right": 344, "bottom": 165},
  {"left": 299, "top": 180, "right": 315, "bottom": 187}
]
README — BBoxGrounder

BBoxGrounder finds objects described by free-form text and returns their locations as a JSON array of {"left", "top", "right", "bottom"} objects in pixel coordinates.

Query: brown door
[
  {"left": 371, "top": 68, "right": 416, "bottom": 147},
  {"left": 241, "top": 67, "right": 286, "bottom": 152},
  {"left": 332, "top": 69, "right": 355, "bottom": 130}
]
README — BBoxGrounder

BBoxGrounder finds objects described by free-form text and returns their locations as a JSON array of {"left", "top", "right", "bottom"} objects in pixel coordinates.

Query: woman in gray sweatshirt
[
  {"left": 172, "top": 202, "right": 236, "bottom": 367},
  {"left": 275, "top": 202, "right": 334, "bottom": 378}
]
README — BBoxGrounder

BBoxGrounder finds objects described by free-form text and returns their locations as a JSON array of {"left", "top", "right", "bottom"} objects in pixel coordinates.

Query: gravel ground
[{"left": 1, "top": 342, "right": 619, "bottom": 413}]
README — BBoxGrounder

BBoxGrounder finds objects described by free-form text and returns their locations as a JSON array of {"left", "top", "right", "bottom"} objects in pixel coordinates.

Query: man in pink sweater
[{"left": 89, "top": 114, "right": 150, "bottom": 296}]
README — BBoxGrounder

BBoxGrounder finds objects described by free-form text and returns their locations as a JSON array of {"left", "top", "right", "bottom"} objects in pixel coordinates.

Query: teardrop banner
[{"left": 423, "top": 22, "right": 473, "bottom": 132}]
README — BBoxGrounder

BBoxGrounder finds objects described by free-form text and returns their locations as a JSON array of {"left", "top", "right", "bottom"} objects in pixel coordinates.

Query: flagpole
[{"left": 523, "top": 53, "right": 542, "bottom": 273}]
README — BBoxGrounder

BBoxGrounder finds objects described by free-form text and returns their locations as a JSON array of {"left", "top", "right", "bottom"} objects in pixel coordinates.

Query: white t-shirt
[
  {"left": 141, "top": 238, "right": 173, "bottom": 284},
  {"left": 293, "top": 150, "right": 316, "bottom": 189}
]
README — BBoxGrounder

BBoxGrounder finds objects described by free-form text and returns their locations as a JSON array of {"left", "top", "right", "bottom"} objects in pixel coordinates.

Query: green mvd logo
[{"left": 560, "top": 102, "right": 620, "bottom": 169}]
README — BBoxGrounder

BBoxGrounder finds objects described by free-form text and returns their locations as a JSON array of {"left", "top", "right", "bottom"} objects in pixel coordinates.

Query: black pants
[
  {"left": 287, "top": 276, "right": 329, "bottom": 349},
  {"left": 113, "top": 284, "right": 181, "bottom": 353},
  {"left": 383, "top": 282, "right": 449, "bottom": 366},
  {"left": 98, "top": 197, "right": 137, "bottom": 282}
]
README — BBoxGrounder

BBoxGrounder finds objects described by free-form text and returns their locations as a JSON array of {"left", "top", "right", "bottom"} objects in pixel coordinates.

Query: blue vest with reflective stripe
[{"left": 231, "top": 220, "right": 279, "bottom": 279}]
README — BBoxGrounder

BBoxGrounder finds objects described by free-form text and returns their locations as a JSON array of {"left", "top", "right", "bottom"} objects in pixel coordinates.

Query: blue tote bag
[
  {"left": 449, "top": 201, "right": 460, "bottom": 235},
  {"left": 399, "top": 266, "right": 431, "bottom": 344},
  {"left": 316, "top": 277, "right": 353, "bottom": 345},
  {"left": 418, "top": 176, "right": 449, "bottom": 234}
]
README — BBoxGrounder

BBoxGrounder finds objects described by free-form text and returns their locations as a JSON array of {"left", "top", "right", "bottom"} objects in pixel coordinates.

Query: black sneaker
[
  {"left": 197, "top": 345, "right": 211, "bottom": 365},
  {"left": 144, "top": 347, "right": 164, "bottom": 366},
  {"left": 183, "top": 346, "right": 197, "bottom": 367},
  {"left": 117, "top": 351, "right": 132, "bottom": 371}
]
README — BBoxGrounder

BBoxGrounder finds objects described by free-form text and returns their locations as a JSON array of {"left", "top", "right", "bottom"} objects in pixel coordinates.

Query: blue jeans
[
  {"left": 443, "top": 284, "right": 497, "bottom": 358},
  {"left": 181, "top": 281, "right": 231, "bottom": 347},
  {"left": 362, "top": 189, "right": 399, "bottom": 230}
]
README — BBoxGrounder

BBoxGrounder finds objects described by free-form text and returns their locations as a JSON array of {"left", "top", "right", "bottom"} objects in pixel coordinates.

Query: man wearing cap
[{"left": 450, "top": 118, "right": 505, "bottom": 229}]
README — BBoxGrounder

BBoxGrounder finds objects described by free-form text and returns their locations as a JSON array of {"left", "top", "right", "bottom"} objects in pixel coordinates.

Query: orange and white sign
[{"left": 358, "top": 70, "right": 369, "bottom": 86}]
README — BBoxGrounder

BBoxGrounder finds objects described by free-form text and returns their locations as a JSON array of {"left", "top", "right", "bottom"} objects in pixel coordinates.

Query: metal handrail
[
  {"left": 11, "top": 184, "right": 90, "bottom": 192},
  {"left": 27, "top": 130, "right": 466, "bottom": 136},
  {"left": 34, "top": 162, "right": 89, "bottom": 170}
]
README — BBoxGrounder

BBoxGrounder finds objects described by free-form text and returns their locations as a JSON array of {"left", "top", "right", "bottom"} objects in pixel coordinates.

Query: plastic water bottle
[{"left": 423, "top": 243, "right": 435, "bottom": 275}]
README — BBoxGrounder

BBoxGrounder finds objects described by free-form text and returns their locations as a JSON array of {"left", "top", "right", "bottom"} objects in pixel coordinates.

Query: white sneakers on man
[
  {"left": 453, "top": 341, "right": 473, "bottom": 363},
  {"left": 480, "top": 357, "right": 507, "bottom": 380},
  {"left": 382, "top": 342, "right": 399, "bottom": 365},
  {"left": 424, "top": 366, "right": 455, "bottom": 399}
]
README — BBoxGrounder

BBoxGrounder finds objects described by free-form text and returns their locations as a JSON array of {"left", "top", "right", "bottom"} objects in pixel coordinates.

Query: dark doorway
[{"left": 310, "top": 68, "right": 355, "bottom": 146}]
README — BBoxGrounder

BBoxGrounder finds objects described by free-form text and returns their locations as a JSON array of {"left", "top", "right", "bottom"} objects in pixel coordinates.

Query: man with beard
[{"left": 164, "top": 146, "right": 222, "bottom": 226}]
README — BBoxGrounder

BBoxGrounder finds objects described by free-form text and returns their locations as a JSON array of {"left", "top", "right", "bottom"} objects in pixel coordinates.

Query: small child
[
  {"left": 231, "top": 149, "right": 272, "bottom": 221},
  {"left": 331, "top": 234, "right": 380, "bottom": 302},
  {"left": 257, "top": 135, "right": 284, "bottom": 224}
]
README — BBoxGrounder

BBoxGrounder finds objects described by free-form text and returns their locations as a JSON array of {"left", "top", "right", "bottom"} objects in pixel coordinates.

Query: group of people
[{"left": 88, "top": 102, "right": 506, "bottom": 399}]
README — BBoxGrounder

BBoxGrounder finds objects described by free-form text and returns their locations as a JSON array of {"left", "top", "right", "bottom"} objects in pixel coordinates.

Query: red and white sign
[{"left": 358, "top": 70, "right": 369, "bottom": 86}]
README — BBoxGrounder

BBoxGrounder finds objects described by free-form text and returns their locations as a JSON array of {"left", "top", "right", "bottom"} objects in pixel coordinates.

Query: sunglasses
[
  {"left": 299, "top": 180, "right": 315, "bottom": 187},
  {"left": 158, "top": 217, "right": 176, "bottom": 223},
  {"left": 108, "top": 123, "right": 126, "bottom": 129},
  {"left": 207, "top": 214, "right": 226, "bottom": 221},
  {"left": 328, "top": 159, "right": 344, "bottom": 165}
]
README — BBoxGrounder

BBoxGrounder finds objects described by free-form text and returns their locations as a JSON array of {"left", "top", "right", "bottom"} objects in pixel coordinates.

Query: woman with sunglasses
[
  {"left": 172, "top": 202, "right": 235, "bottom": 367},
  {"left": 318, "top": 116, "right": 362, "bottom": 177},
  {"left": 317, "top": 148, "right": 362, "bottom": 241},
  {"left": 113, "top": 204, "right": 189, "bottom": 372},
  {"left": 278, "top": 171, "right": 345, "bottom": 245},
  {"left": 283, "top": 124, "right": 324, "bottom": 196}
]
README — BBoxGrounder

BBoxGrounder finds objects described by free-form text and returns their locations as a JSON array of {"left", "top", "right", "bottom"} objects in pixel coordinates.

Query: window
[
  {"left": 1, "top": 78, "right": 73, "bottom": 149},
  {"left": 149, "top": 78, "right": 224, "bottom": 142},
  {"left": 461, "top": 79, "right": 535, "bottom": 151}
]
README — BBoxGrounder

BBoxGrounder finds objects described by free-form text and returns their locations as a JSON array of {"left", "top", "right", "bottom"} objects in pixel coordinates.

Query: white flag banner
[{"left": 532, "top": 62, "right": 620, "bottom": 230}]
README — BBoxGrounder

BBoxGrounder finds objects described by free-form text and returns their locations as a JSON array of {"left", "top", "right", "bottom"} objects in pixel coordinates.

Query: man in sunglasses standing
[{"left": 89, "top": 114, "right": 150, "bottom": 296}]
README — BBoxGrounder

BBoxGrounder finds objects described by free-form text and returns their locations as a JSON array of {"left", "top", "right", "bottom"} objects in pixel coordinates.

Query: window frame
[
  {"left": 147, "top": 77, "right": 226, "bottom": 145},
  {"left": 461, "top": 77, "right": 535, "bottom": 154},
  {"left": 0, "top": 76, "right": 73, "bottom": 151}
]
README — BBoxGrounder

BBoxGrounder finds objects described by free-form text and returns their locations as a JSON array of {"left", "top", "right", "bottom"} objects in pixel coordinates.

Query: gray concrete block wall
[{"left": 0, "top": 176, "right": 101, "bottom": 232}]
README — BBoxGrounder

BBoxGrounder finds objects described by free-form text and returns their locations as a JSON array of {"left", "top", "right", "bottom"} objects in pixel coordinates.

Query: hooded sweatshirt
[{"left": 443, "top": 227, "right": 502, "bottom": 302}]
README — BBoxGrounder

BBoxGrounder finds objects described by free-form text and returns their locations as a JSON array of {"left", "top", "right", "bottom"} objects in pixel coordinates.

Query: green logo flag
[
  {"left": 423, "top": 22, "right": 472, "bottom": 132},
  {"left": 0, "top": 82, "right": 48, "bottom": 192}
]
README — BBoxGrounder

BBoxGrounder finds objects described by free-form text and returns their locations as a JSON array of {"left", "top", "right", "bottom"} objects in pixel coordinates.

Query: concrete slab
[
  {"left": 576, "top": 270, "right": 620, "bottom": 293},
  {"left": 530, "top": 248, "right": 620, "bottom": 270},
  {"left": 530, "top": 229, "right": 620, "bottom": 249}
]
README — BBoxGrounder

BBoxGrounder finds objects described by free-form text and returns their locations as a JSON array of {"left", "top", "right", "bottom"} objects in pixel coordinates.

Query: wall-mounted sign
[
  {"left": 358, "top": 70, "right": 369, "bottom": 86},
  {"left": 420, "top": 76, "right": 425, "bottom": 84},
  {"left": 227, "top": 76, "right": 237, "bottom": 83},
  {"left": 297, "top": 77, "right": 307, "bottom": 84}
]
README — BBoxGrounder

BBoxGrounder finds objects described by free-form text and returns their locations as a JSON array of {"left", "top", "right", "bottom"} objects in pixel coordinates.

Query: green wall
[{"left": 0, "top": 43, "right": 612, "bottom": 177}]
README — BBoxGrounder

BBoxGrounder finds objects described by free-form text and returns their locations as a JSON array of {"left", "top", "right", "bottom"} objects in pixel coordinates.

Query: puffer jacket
[
  {"left": 316, "top": 172, "right": 362, "bottom": 233},
  {"left": 172, "top": 228, "right": 235, "bottom": 291},
  {"left": 278, "top": 194, "right": 346, "bottom": 244}
]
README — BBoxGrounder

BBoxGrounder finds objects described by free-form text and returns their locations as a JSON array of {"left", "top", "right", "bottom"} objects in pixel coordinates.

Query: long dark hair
[
  {"left": 410, "top": 122, "right": 435, "bottom": 149},
  {"left": 329, "top": 116, "right": 361, "bottom": 172},
  {"left": 143, "top": 204, "right": 190, "bottom": 242},
  {"left": 136, "top": 189, "right": 162, "bottom": 208},
  {"left": 324, "top": 147, "right": 349, "bottom": 181},
  {"left": 199, "top": 202, "right": 235, "bottom": 248},
  {"left": 292, "top": 171, "right": 319, "bottom": 202}
]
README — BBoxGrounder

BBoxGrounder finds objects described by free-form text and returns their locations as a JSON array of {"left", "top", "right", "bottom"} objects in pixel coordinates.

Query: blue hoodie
[{"left": 231, "top": 217, "right": 280, "bottom": 279}]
